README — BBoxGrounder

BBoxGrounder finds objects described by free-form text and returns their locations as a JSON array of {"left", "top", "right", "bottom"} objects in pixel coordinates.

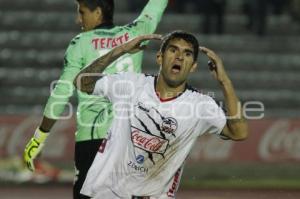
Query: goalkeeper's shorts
[{"left": 74, "top": 139, "right": 104, "bottom": 199}]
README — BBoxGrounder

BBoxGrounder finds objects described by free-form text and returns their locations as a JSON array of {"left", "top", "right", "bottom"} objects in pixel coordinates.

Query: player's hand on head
[
  {"left": 122, "top": 34, "right": 162, "bottom": 54},
  {"left": 199, "top": 46, "right": 229, "bottom": 84},
  {"left": 23, "top": 128, "right": 49, "bottom": 171}
]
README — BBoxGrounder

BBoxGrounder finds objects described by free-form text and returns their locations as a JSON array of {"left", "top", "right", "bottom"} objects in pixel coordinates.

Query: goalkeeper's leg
[{"left": 73, "top": 139, "right": 103, "bottom": 199}]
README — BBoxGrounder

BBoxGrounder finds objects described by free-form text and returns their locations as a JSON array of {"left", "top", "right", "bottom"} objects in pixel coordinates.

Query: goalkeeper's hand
[{"left": 24, "top": 128, "right": 49, "bottom": 171}]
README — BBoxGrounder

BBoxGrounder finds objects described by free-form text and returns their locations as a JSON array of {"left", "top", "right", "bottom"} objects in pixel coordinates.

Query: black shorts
[{"left": 73, "top": 139, "right": 103, "bottom": 199}]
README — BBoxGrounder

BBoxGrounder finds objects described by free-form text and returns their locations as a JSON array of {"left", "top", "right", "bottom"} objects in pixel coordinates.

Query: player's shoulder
[
  {"left": 76, "top": 23, "right": 141, "bottom": 40},
  {"left": 73, "top": 30, "right": 103, "bottom": 41},
  {"left": 121, "top": 72, "right": 154, "bottom": 85},
  {"left": 186, "top": 85, "right": 201, "bottom": 94},
  {"left": 186, "top": 85, "right": 204, "bottom": 99},
  {"left": 186, "top": 85, "right": 217, "bottom": 104},
  {"left": 64, "top": 33, "right": 85, "bottom": 55},
  {"left": 68, "top": 27, "right": 122, "bottom": 45},
  {"left": 122, "top": 21, "right": 140, "bottom": 31},
  {"left": 67, "top": 33, "right": 83, "bottom": 46},
  {"left": 110, "top": 72, "right": 146, "bottom": 81},
  {"left": 72, "top": 28, "right": 117, "bottom": 41},
  {"left": 93, "top": 26, "right": 123, "bottom": 36}
]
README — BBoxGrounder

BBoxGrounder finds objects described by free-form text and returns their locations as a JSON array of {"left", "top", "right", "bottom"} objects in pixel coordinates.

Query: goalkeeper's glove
[{"left": 24, "top": 128, "right": 49, "bottom": 171}]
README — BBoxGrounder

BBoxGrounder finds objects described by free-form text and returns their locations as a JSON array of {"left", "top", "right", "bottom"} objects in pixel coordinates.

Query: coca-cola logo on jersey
[
  {"left": 131, "top": 130, "right": 169, "bottom": 154},
  {"left": 259, "top": 120, "right": 300, "bottom": 161}
]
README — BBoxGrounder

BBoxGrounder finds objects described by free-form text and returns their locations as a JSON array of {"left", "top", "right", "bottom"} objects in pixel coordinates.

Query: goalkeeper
[{"left": 23, "top": 0, "right": 169, "bottom": 198}]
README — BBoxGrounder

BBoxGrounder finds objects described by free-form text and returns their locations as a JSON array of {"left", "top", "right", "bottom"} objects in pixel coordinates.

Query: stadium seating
[{"left": 0, "top": 0, "right": 299, "bottom": 117}]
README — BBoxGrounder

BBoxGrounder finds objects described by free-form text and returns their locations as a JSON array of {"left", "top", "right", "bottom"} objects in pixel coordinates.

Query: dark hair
[
  {"left": 160, "top": 30, "right": 199, "bottom": 61},
  {"left": 76, "top": 0, "right": 114, "bottom": 23}
]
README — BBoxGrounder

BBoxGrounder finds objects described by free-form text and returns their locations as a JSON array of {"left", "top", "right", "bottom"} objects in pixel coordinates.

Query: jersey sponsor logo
[
  {"left": 127, "top": 160, "right": 149, "bottom": 174},
  {"left": 136, "top": 155, "right": 145, "bottom": 164},
  {"left": 131, "top": 102, "right": 179, "bottom": 164},
  {"left": 131, "top": 129, "right": 169, "bottom": 154},
  {"left": 91, "top": 32, "right": 129, "bottom": 49}
]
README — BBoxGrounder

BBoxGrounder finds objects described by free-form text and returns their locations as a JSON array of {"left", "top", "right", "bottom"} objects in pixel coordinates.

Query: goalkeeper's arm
[{"left": 23, "top": 34, "right": 84, "bottom": 171}]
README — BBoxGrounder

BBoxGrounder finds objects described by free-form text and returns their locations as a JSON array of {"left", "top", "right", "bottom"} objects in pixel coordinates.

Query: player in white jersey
[{"left": 74, "top": 31, "right": 248, "bottom": 198}]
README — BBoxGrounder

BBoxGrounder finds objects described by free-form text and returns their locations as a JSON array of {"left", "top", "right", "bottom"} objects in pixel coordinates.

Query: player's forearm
[
  {"left": 39, "top": 116, "right": 57, "bottom": 132},
  {"left": 74, "top": 45, "right": 126, "bottom": 93},
  {"left": 138, "top": 0, "right": 168, "bottom": 32},
  {"left": 142, "top": 0, "right": 168, "bottom": 19},
  {"left": 220, "top": 78, "right": 248, "bottom": 140}
]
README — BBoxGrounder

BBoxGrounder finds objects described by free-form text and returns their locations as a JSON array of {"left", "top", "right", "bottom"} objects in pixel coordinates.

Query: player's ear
[
  {"left": 156, "top": 51, "right": 162, "bottom": 66},
  {"left": 189, "top": 62, "right": 197, "bottom": 73},
  {"left": 95, "top": 7, "right": 103, "bottom": 23}
]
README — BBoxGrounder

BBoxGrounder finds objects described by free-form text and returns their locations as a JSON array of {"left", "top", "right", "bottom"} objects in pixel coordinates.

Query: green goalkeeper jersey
[{"left": 43, "top": 0, "right": 168, "bottom": 141}]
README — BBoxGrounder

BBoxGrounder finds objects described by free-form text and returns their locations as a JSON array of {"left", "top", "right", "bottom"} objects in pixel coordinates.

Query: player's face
[
  {"left": 76, "top": 2, "right": 102, "bottom": 32},
  {"left": 157, "top": 38, "right": 197, "bottom": 87}
]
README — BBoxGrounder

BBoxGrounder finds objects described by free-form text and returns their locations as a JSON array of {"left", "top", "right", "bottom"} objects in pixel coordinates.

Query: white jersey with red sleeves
[{"left": 81, "top": 72, "right": 226, "bottom": 198}]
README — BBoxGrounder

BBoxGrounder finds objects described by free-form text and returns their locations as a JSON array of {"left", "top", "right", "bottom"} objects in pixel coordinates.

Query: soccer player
[
  {"left": 74, "top": 31, "right": 248, "bottom": 198},
  {"left": 23, "top": 0, "right": 169, "bottom": 198}
]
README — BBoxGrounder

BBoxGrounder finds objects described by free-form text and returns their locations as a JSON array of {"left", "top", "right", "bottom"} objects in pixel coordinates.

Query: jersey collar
[
  {"left": 154, "top": 76, "right": 187, "bottom": 103},
  {"left": 93, "top": 22, "right": 115, "bottom": 30}
]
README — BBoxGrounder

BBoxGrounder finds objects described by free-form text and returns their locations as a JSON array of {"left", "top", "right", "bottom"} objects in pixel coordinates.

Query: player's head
[
  {"left": 156, "top": 30, "right": 199, "bottom": 88},
  {"left": 76, "top": 0, "right": 114, "bottom": 31},
  {"left": 159, "top": 31, "right": 199, "bottom": 61}
]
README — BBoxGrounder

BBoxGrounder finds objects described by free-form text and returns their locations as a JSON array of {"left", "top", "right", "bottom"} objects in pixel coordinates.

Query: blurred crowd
[{"left": 129, "top": 0, "right": 300, "bottom": 36}]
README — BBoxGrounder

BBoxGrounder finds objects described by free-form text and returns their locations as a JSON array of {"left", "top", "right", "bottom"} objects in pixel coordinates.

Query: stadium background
[{"left": 1, "top": 0, "right": 300, "bottom": 198}]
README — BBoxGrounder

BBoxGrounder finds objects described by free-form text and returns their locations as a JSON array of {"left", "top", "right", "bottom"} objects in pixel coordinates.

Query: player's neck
[{"left": 155, "top": 75, "right": 186, "bottom": 100}]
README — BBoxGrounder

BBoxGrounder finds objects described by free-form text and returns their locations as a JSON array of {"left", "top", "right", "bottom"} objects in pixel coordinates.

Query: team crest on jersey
[{"left": 161, "top": 117, "right": 178, "bottom": 135}]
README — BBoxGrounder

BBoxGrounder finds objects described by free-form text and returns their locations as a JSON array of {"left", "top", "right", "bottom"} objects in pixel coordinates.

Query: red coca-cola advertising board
[
  {"left": 188, "top": 119, "right": 300, "bottom": 163},
  {"left": 0, "top": 115, "right": 75, "bottom": 163},
  {"left": 1, "top": 115, "right": 300, "bottom": 163}
]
